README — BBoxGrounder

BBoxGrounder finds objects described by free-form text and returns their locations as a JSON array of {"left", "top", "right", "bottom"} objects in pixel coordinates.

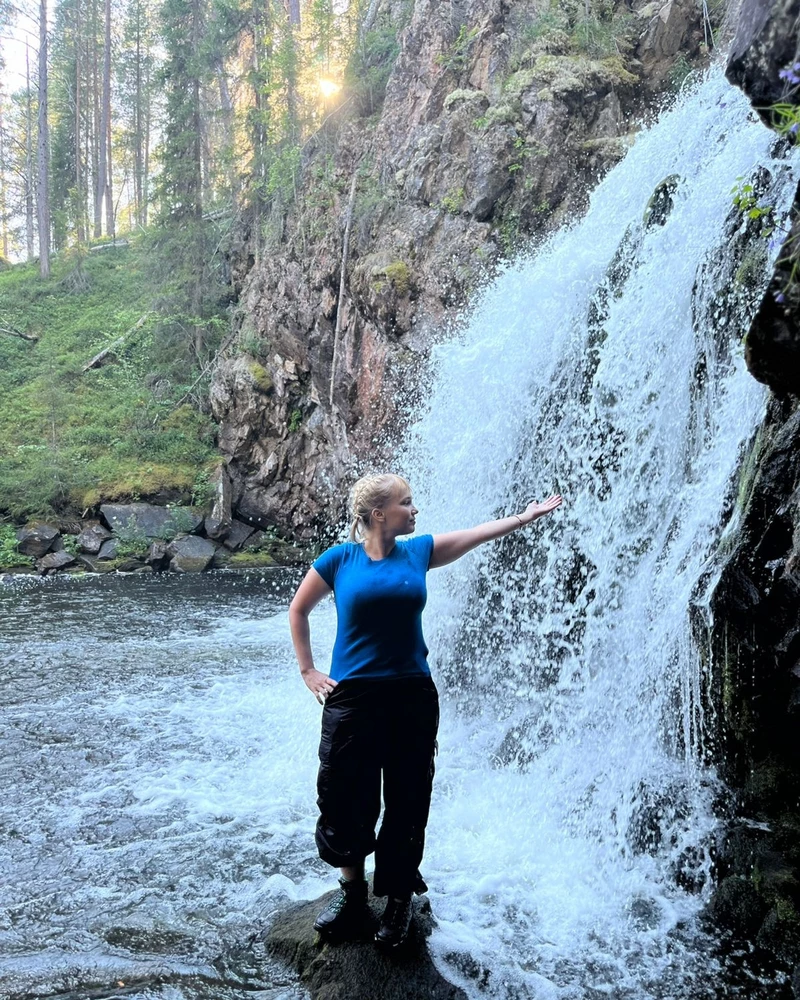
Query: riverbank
[{"left": 0, "top": 500, "right": 311, "bottom": 576}]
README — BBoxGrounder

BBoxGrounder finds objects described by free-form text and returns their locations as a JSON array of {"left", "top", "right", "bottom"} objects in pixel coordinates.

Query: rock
[
  {"left": 168, "top": 536, "right": 217, "bottom": 573},
  {"left": 266, "top": 891, "right": 467, "bottom": 1000},
  {"left": 145, "top": 540, "right": 171, "bottom": 573},
  {"left": 726, "top": 0, "right": 800, "bottom": 124},
  {"left": 207, "top": 464, "right": 233, "bottom": 535},
  {"left": 100, "top": 503, "right": 203, "bottom": 539},
  {"left": 204, "top": 515, "right": 230, "bottom": 541},
  {"left": 705, "top": 876, "right": 769, "bottom": 939},
  {"left": 16, "top": 523, "right": 61, "bottom": 558},
  {"left": 222, "top": 518, "right": 256, "bottom": 551},
  {"left": 36, "top": 550, "right": 76, "bottom": 574},
  {"left": 116, "top": 558, "right": 145, "bottom": 573},
  {"left": 757, "top": 905, "right": 800, "bottom": 964},
  {"left": 97, "top": 539, "right": 119, "bottom": 561},
  {"left": 77, "top": 521, "right": 113, "bottom": 554}
]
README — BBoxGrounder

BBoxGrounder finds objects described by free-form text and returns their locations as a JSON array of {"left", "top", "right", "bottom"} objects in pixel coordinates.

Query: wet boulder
[
  {"left": 145, "top": 540, "right": 171, "bottom": 573},
  {"left": 168, "top": 536, "right": 217, "bottom": 573},
  {"left": 100, "top": 503, "right": 203, "bottom": 539},
  {"left": 266, "top": 891, "right": 467, "bottom": 1000},
  {"left": 705, "top": 876, "right": 769, "bottom": 939},
  {"left": 16, "top": 523, "right": 61, "bottom": 558},
  {"left": 77, "top": 521, "right": 113, "bottom": 554},
  {"left": 36, "top": 550, "right": 76, "bottom": 575},
  {"left": 222, "top": 518, "right": 256, "bottom": 551},
  {"left": 97, "top": 539, "right": 119, "bottom": 561}
]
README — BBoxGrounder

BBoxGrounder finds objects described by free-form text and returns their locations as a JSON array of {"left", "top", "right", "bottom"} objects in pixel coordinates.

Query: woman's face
[{"left": 376, "top": 482, "right": 418, "bottom": 536}]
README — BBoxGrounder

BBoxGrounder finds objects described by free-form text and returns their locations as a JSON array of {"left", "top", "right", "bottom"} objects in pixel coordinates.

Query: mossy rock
[
  {"left": 481, "top": 101, "right": 522, "bottom": 127},
  {"left": 247, "top": 361, "right": 274, "bottom": 393},
  {"left": 221, "top": 550, "right": 277, "bottom": 568},
  {"left": 443, "top": 88, "right": 488, "bottom": 111},
  {"left": 705, "top": 875, "right": 769, "bottom": 939},
  {"left": 383, "top": 261, "right": 411, "bottom": 295},
  {"left": 504, "top": 68, "right": 537, "bottom": 98},
  {"left": 532, "top": 53, "right": 637, "bottom": 94}
]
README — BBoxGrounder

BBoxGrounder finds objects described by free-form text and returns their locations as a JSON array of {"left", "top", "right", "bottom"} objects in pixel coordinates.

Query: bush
[{"left": 0, "top": 525, "right": 33, "bottom": 568}]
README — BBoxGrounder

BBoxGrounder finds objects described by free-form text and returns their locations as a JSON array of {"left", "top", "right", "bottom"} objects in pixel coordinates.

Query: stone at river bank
[
  {"left": 16, "top": 522, "right": 61, "bottom": 557},
  {"left": 266, "top": 890, "right": 467, "bottom": 1000},
  {"left": 168, "top": 535, "right": 217, "bottom": 573},
  {"left": 100, "top": 502, "right": 204, "bottom": 539}
]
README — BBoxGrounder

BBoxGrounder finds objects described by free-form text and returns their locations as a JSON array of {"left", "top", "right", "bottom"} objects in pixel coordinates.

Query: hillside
[{"left": 0, "top": 241, "right": 218, "bottom": 521}]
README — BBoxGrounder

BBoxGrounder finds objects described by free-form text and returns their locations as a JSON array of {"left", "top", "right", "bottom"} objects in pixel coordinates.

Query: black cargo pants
[{"left": 315, "top": 675, "right": 439, "bottom": 899}]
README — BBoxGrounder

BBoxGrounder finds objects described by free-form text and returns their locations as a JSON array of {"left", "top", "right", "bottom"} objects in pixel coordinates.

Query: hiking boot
[
  {"left": 375, "top": 895, "right": 413, "bottom": 948},
  {"left": 313, "top": 877, "right": 372, "bottom": 939}
]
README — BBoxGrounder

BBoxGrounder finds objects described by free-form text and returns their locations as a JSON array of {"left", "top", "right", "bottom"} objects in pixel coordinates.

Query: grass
[{"left": 0, "top": 240, "right": 219, "bottom": 522}]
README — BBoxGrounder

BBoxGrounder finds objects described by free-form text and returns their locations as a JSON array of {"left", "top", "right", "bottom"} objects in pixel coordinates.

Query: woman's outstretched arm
[
  {"left": 289, "top": 568, "right": 338, "bottom": 701},
  {"left": 429, "top": 495, "right": 562, "bottom": 569}
]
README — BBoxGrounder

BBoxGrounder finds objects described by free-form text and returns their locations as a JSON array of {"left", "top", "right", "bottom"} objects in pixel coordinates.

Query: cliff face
[
  {"left": 210, "top": 0, "right": 707, "bottom": 536},
  {"left": 701, "top": 0, "right": 800, "bottom": 974}
]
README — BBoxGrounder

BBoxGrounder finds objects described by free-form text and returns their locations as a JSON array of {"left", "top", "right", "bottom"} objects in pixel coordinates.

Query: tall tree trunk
[
  {"left": 143, "top": 46, "right": 150, "bottom": 227},
  {"left": 75, "top": 0, "right": 85, "bottom": 242},
  {"left": 37, "top": 0, "right": 51, "bottom": 278},
  {"left": 191, "top": 0, "right": 203, "bottom": 217},
  {"left": 92, "top": 0, "right": 102, "bottom": 237},
  {"left": 25, "top": 45, "right": 35, "bottom": 262},
  {"left": 0, "top": 94, "right": 8, "bottom": 260},
  {"left": 134, "top": 3, "right": 143, "bottom": 225},
  {"left": 287, "top": 0, "right": 300, "bottom": 26},
  {"left": 97, "top": 0, "right": 112, "bottom": 237},
  {"left": 361, "top": 0, "right": 381, "bottom": 37}
]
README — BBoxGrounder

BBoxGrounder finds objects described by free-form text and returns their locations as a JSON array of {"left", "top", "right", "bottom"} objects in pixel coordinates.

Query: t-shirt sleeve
[
  {"left": 312, "top": 545, "right": 343, "bottom": 588},
  {"left": 409, "top": 533, "right": 434, "bottom": 571}
]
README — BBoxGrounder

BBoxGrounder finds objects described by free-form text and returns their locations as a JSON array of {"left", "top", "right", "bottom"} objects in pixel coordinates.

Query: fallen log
[
  {"left": 82, "top": 313, "right": 150, "bottom": 371},
  {"left": 0, "top": 323, "right": 38, "bottom": 342}
]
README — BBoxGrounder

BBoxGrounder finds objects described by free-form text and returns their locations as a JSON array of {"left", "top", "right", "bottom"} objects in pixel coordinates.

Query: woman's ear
[{"left": 372, "top": 507, "right": 385, "bottom": 522}]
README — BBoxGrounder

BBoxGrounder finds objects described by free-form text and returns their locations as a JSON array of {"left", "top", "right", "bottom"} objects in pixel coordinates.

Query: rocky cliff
[
  {"left": 210, "top": 0, "right": 709, "bottom": 537},
  {"left": 701, "top": 0, "right": 800, "bottom": 980}
]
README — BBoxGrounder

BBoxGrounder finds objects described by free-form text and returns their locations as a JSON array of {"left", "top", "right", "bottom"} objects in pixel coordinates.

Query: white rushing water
[
  {"left": 397, "top": 67, "right": 799, "bottom": 998},
  {"left": 1, "top": 67, "right": 798, "bottom": 1000}
]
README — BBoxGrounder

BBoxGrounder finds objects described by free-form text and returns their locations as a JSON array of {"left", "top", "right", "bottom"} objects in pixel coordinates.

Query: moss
[
  {"left": 599, "top": 56, "right": 638, "bottom": 87},
  {"left": 225, "top": 550, "right": 276, "bottom": 568},
  {"left": 532, "top": 53, "right": 636, "bottom": 94},
  {"left": 443, "top": 88, "right": 487, "bottom": 111},
  {"left": 441, "top": 188, "right": 465, "bottom": 214},
  {"left": 76, "top": 463, "right": 195, "bottom": 509},
  {"left": 247, "top": 361, "right": 274, "bottom": 393},
  {"left": 735, "top": 242, "right": 768, "bottom": 287},
  {"left": 504, "top": 68, "right": 537, "bottom": 98},
  {"left": 482, "top": 101, "right": 521, "bottom": 127},
  {"left": 383, "top": 261, "right": 411, "bottom": 295}
]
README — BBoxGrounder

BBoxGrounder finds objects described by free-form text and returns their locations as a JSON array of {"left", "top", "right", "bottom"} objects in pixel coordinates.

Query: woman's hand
[
  {"left": 301, "top": 668, "right": 338, "bottom": 704},
  {"left": 518, "top": 494, "right": 563, "bottom": 525}
]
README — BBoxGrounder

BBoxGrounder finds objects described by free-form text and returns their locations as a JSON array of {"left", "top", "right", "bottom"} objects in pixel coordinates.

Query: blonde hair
[{"left": 349, "top": 473, "right": 410, "bottom": 541}]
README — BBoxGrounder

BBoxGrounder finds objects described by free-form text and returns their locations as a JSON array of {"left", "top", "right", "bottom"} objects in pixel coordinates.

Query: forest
[{"left": 0, "top": 0, "right": 391, "bottom": 520}]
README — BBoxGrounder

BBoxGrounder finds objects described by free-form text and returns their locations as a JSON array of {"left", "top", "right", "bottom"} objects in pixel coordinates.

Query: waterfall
[{"left": 400, "top": 68, "right": 800, "bottom": 997}]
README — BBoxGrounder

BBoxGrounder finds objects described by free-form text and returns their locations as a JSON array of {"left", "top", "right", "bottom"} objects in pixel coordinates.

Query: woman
[{"left": 289, "top": 473, "right": 562, "bottom": 948}]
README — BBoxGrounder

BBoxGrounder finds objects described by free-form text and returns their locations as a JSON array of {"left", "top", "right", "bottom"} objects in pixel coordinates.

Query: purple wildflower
[
  {"left": 774, "top": 291, "right": 786, "bottom": 304},
  {"left": 791, "top": 122, "right": 800, "bottom": 135},
  {"left": 779, "top": 67, "right": 800, "bottom": 84}
]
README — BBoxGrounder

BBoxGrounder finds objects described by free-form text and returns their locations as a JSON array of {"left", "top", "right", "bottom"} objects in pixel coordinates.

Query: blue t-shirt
[{"left": 312, "top": 534, "right": 435, "bottom": 682}]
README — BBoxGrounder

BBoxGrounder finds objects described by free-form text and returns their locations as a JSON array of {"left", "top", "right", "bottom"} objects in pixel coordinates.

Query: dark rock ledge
[{"left": 265, "top": 890, "right": 467, "bottom": 1000}]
